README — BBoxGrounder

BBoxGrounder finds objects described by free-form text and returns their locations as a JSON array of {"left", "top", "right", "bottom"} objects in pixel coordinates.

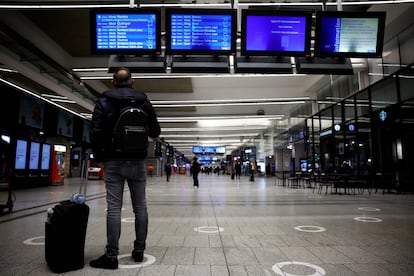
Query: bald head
[{"left": 112, "top": 67, "right": 134, "bottom": 88}]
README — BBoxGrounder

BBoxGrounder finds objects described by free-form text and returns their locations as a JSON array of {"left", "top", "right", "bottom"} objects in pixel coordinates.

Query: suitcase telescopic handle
[{"left": 78, "top": 153, "right": 89, "bottom": 197}]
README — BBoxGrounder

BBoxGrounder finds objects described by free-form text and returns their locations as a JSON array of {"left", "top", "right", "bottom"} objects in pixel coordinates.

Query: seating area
[{"left": 274, "top": 170, "right": 407, "bottom": 196}]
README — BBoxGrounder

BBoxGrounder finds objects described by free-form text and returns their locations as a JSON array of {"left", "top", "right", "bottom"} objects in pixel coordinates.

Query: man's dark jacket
[{"left": 90, "top": 87, "right": 161, "bottom": 161}]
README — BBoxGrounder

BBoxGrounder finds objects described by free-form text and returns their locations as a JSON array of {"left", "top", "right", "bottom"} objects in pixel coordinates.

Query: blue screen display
[
  {"left": 169, "top": 13, "right": 233, "bottom": 51},
  {"left": 315, "top": 12, "right": 385, "bottom": 57},
  {"left": 319, "top": 17, "right": 379, "bottom": 54},
  {"left": 192, "top": 146, "right": 203, "bottom": 154},
  {"left": 15, "top": 140, "right": 27, "bottom": 170},
  {"left": 94, "top": 13, "right": 158, "bottom": 51},
  {"left": 203, "top": 146, "right": 215, "bottom": 154},
  {"left": 245, "top": 15, "right": 308, "bottom": 52},
  {"left": 215, "top": 146, "right": 226, "bottom": 154},
  {"left": 41, "top": 144, "right": 51, "bottom": 170},
  {"left": 29, "top": 142, "right": 40, "bottom": 170}
]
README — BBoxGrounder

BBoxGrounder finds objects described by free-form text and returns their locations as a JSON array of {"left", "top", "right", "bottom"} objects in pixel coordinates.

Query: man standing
[
  {"left": 235, "top": 161, "right": 242, "bottom": 180},
  {"left": 191, "top": 156, "right": 200, "bottom": 188},
  {"left": 89, "top": 67, "right": 161, "bottom": 269},
  {"left": 165, "top": 162, "right": 172, "bottom": 182}
]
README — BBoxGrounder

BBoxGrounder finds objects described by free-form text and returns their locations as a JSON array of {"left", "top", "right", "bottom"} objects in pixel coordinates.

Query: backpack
[{"left": 112, "top": 102, "right": 149, "bottom": 154}]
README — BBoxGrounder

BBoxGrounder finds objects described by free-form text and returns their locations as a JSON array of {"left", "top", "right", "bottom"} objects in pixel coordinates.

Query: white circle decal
[
  {"left": 358, "top": 207, "right": 380, "bottom": 212},
  {"left": 23, "top": 236, "right": 45, "bottom": 245},
  {"left": 354, "top": 217, "right": 383, "bottom": 222},
  {"left": 272, "top": 261, "right": 326, "bottom": 276},
  {"left": 194, "top": 226, "right": 224, "bottom": 234},
  {"left": 294, "top": 225, "right": 326, "bottom": 233},
  {"left": 117, "top": 254, "right": 156, "bottom": 269},
  {"left": 121, "top": 217, "right": 135, "bottom": 223}
]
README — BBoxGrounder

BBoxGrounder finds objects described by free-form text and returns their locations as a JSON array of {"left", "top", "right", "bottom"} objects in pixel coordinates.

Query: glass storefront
[{"left": 298, "top": 64, "right": 414, "bottom": 192}]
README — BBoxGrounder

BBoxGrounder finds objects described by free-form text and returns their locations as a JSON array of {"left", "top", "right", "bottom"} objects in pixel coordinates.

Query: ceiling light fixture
[
  {"left": 41, "top": 94, "right": 69, "bottom": 99},
  {"left": 0, "top": 4, "right": 134, "bottom": 9},
  {"left": 166, "top": 139, "right": 244, "bottom": 144},
  {"left": 0, "top": 67, "right": 18, "bottom": 73},
  {"left": 72, "top": 68, "right": 109, "bottom": 72},
  {"left": 2, "top": 1, "right": 413, "bottom": 9},
  {"left": 49, "top": 98, "right": 77, "bottom": 104},
  {"left": 154, "top": 101, "right": 306, "bottom": 107},
  {"left": 160, "top": 133, "right": 259, "bottom": 138},
  {"left": 79, "top": 73, "right": 309, "bottom": 80},
  {"left": 161, "top": 126, "right": 268, "bottom": 132},
  {"left": 153, "top": 97, "right": 310, "bottom": 108},
  {"left": 154, "top": 97, "right": 309, "bottom": 104},
  {"left": 158, "top": 115, "right": 283, "bottom": 123},
  {"left": 237, "top": 0, "right": 414, "bottom": 6},
  {"left": 140, "top": 3, "right": 231, "bottom": 8}
]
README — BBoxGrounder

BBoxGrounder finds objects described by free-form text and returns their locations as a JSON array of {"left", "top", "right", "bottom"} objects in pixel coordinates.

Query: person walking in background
[
  {"left": 89, "top": 67, "right": 161, "bottom": 269},
  {"left": 165, "top": 162, "right": 172, "bottom": 182},
  {"left": 249, "top": 161, "right": 256, "bottom": 182},
  {"left": 147, "top": 164, "right": 154, "bottom": 177},
  {"left": 191, "top": 156, "right": 200, "bottom": 188},
  {"left": 235, "top": 161, "right": 242, "bottom": 180}
]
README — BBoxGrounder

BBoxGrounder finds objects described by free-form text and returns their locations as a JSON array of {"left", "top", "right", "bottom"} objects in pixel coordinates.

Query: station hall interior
[{"left": 0, "top": 0, "right": 414, "bottom": 275}]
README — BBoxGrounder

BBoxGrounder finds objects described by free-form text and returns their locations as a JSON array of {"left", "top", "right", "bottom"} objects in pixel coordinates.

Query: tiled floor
[{"left": 0, "top": 173, "right": 414, "bottom": 275}]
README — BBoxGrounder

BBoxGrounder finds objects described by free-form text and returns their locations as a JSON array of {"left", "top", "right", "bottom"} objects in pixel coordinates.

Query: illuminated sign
[
  {"left": 334, "top": 124, "right": 341, "bottom": 131},
  {"left": 379, "top": 110, "right": 387, "bottom": 121},
  {"left": 347, "top": 124, "right": 356, "bottom": 132},
  {"left": 54, "top": 145, "right": 67, "bottom": 152}
]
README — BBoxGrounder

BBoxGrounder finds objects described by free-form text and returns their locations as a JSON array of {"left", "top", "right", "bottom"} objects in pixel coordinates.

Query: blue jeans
[{"left": 103, "top": 160, "right": 147, "bottom": 257}]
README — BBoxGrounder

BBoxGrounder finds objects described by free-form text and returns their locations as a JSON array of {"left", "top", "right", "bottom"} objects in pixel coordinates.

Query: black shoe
[
  {"left": 90, "top": 254, "right": 118, "bottom": 269},
  {"left": 131, "top": 250, "right": 144, "bottom": 262}
]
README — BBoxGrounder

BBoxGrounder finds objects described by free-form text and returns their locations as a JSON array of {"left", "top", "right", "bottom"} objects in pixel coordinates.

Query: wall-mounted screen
[
  {"left": 204, "top": 146, "right": 216, "bottom": 154},
  {"left": 314, "top": 11, "right": 386, "bottom": 58},
  {"left": 165, "top": 8, "right": 237, "bottom": 55},
  {"left": 15, "top": 139, "right": 28, "bottom": 170},
  {"left": 41, "top": 144, "right": 51, "bottom": 170},
  {"left": 241, "top": 10, "right": 312, "bottom": 57},
  {"left": 90, "top": 8, "right": 161, "bottom": 55},
  {"left": 300, "top": 158, "right": 308, "bottom": 172},
  {"left": 198, "top": 155, "right": 213, "bottom": 165},
  {"left": 192, "top": 146, "right": 203, "bottom": 154},
  {"left": 215, "top": 146, "right": 226, "bottom": 154},
  {"left": 29, "top": 142, "right": 40, "bottom": 170}
]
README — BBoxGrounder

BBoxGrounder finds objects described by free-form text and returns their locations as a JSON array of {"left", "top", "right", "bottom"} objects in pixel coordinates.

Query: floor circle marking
[
  {"left": 194, "top": 226, "right": 224, "bottom": 233},
  {"left": 358, "top": 207, "right": 381, "bottom": 211},
  {"left": 117, "top": 254, "right": 156, "bottom": 269},
  {"left": 121, "top": 217, "right": 135, "bottom": 223},
  {"left": 294, "top": 225, "right": 326, "bottom": 233},
  {"left": 354, "top": 216, "right": 383, "bottom": 222},
  {"left": 272, "top": 261, "right": 326, "bottom": 276},
  {"left": 23, "top": 236, "right": 45, "bottom": 245}
]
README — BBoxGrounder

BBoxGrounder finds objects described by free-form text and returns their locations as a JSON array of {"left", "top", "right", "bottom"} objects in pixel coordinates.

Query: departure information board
[
  {"left": 170, "top": 14, "right": 233, "bottom": 51},
  {"left": 320, "top": 17, "right": 380, "bottom": 53},
  {"left": 314, "top": 11, "right": 385, "bottom": 58},
  {"left": 245, "top": 16, "right": 308, "bottom": 52},
  {"left": 95, "top": 13, "right": 157, "bottom": 50}
]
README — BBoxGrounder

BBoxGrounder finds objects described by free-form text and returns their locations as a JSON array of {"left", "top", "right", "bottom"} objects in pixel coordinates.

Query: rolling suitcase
[{"left": 45, "top": 157, "right": 90, "bottom": 273}]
